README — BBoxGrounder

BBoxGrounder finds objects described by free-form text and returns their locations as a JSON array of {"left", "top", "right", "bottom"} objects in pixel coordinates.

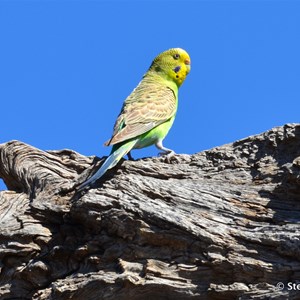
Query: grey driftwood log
[{"left": 1, "top": 123, "right": 300, "bottom": 300}]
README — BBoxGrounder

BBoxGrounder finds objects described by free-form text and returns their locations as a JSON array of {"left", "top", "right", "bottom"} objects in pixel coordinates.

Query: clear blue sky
[{"left": 1, "top": 0, "right": 300, "bottom": 190}]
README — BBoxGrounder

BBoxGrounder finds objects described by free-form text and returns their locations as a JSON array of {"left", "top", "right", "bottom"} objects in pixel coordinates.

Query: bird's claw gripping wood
[
  {"left": 158, "top": 150, "right": 180, "bottom": 164},
  {"left": 127, "top": 152, "right": 134, "bottom": 161},
  {"left": 78, "top": 48, "right": 191, "bottom": 190},
  {"left": 158, "top": 150, "right": 175, "bottom": 156}
]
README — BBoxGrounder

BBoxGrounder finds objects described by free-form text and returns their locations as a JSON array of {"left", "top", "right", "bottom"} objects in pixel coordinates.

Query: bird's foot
[
  {"left": 158, "top": 150, "right": 175, "bottom": 157},
  {"left": 127, "top": 152, "right": 135, "bottom": 161},
  {"left": 158, "top": 150, "right": 179, "bottom": 163}
]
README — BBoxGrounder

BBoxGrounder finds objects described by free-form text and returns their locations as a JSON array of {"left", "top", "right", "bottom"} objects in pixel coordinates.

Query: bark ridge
[{"left": 1, "top": 124, "right": 300, "bottom": 299}]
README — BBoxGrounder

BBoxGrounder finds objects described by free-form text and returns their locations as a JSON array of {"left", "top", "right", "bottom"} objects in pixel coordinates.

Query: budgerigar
[{"left": 77, "top": 48, "right": 191, "bottom": 191}]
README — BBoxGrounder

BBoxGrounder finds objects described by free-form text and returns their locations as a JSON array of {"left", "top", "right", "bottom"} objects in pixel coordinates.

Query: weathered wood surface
[{"left": 1, "top": 123, "right": 300, "bottom": 300}]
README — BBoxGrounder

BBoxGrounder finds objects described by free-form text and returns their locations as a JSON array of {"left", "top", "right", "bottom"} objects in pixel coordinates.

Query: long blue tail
[{"left": 77, "top": 140, "right": 136, "bottom": 191}]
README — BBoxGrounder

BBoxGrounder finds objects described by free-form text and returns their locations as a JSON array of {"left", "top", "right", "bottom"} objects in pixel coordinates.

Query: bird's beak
[
  {"left": 185, "top": 58, "right": 191, "bottom": 73},
  {"left": 184, "top": 58, "right": 190, "bottom": 66}
]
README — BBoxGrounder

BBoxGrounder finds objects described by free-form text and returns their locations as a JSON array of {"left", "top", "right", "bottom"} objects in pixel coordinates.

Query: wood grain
[{"left": 1, "top": 124, "right": 300, "bottom": 299}]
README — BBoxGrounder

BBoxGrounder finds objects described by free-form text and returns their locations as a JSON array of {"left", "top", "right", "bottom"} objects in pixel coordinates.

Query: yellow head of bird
[{"left": 149, "top": 48, "right": 191, "bottom": 87}]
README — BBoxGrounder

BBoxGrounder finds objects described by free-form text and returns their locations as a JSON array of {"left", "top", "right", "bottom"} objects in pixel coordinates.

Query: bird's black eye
[{"left": 173, "top": 53, "right": 180, "bottom": 60}]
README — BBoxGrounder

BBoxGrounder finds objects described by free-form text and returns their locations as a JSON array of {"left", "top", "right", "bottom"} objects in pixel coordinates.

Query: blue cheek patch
[{"left": 173, "top": 66, "right": 181, "bottom": 73}]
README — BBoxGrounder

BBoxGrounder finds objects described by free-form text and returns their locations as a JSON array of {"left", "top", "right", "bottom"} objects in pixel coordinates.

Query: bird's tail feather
[{"left": 77, "top": 140, "right": 136, "bottom": 191}]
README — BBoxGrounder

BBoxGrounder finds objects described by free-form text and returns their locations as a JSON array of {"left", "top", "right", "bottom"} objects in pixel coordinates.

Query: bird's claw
[
  {"left": 158, "top": 150, "right": 178, "bottom": 163},
  {"left": 127, "top": 152, "right": 135, "bottom": 161},
  {"left": 158, "top": 150, "right": 175, "bottom": 157}
]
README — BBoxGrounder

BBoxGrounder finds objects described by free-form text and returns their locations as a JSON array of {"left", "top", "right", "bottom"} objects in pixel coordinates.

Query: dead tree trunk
[{"left": 1, "top": 123, "right": 300, "bottom": 300}]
